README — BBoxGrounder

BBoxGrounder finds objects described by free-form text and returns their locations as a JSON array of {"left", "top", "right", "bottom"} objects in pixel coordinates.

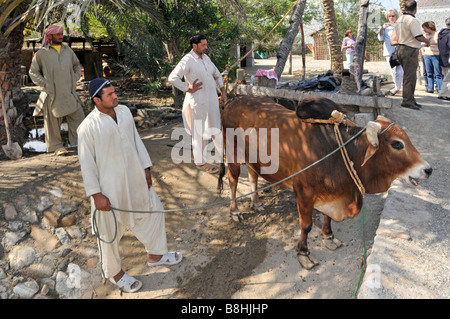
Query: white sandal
[
  {"left": 109, "top": 273, "right": 142, "bottom": 293},
  {"left": 147, "top": 252, "right": 183, "bottom": 267}
]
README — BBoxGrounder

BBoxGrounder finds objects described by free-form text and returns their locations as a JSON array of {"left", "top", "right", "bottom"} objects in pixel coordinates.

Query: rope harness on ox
[{"left": 300, "top": 110, "right": 366, "bottom": 197}]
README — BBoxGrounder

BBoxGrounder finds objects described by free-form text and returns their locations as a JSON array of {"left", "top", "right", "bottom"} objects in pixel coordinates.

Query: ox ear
[{"left": 362, "top": 145, "right": 379, "bottom": 167}]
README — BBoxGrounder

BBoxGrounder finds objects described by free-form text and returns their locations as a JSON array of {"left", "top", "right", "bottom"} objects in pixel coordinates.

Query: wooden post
[
  {"left": 300, "top": 22, "right": 306, "bottom": 80},
  {"left": 236, "top": 68, "right": 245, "bottom": 83}
]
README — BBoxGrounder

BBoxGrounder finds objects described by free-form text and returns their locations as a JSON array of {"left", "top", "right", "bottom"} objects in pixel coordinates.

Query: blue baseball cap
[{"left": 89, "top": 78, "right": 111, "bottom": 99}]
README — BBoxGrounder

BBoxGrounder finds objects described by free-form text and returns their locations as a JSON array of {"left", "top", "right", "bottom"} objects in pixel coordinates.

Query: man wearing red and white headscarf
[{"left": 29, "top": 24, "right": 85, "bottom": 155}]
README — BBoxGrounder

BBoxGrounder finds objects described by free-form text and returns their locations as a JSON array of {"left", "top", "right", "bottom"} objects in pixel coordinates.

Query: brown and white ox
[{"left": 218, "top": 95, "right": 432, "bottom": 269}]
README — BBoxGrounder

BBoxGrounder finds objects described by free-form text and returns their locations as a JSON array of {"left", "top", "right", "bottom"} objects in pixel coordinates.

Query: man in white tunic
[
  {"left": 77, "top": 78, "right": 182, "bottom": 293},
  {"left": 168, "top": 33, "right": 227, "bottom": 174}
]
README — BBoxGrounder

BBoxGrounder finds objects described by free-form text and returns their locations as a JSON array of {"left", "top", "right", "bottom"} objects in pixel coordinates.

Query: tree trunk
[
  {"left": 352, "top": 0, "right": 370, "bottom": 91},
  {"left": 164, "top": 39, "right": 184, "bottom": 108},
  {"left": 274, "top": 0, "right": 307, "bottom": 80},
  {"left": 0, "top": 19, "right": 28, "bottom": 152},
  {"left": 321, "top": 0, "right": 343, "bottom": 74}
]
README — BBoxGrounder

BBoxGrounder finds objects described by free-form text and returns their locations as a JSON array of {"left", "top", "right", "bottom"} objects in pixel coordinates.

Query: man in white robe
[
  {"left": 77, "top": 78, "right": 182, "bottom": 293},
  {"left": 168, "top": 33, "right": 227, "bottom": 173}
]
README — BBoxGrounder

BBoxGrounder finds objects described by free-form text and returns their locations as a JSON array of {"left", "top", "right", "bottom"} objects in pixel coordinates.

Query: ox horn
[
  {"left": 361, "top": 121, "right": 382, "bottom": 167},
  {"left": 365, "top": 121, "right": 382, "bottom": 147}
]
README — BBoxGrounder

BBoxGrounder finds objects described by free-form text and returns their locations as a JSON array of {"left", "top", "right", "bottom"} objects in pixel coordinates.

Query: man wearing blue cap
[{"left": 77, "top": 78, "right": 182, "bottom": 293}]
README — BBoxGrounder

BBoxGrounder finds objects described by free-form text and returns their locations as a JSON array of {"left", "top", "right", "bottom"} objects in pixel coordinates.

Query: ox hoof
[
  {"left": 322, "top": 236, "right": 343, "bottom": 251},
  {"left": 250, "top": 202, "right": 265, "bottom": 211},
  {"left": 231, "top": 211, "right": 244, "bottom": 222},
  {"left": 297, "top": 253, "right": 319, "bottom": 270}
]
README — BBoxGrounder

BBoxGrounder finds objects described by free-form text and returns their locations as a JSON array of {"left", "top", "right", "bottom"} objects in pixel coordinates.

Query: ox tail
[{"left": 218, "top": 162, "right": 226, "bottom": 195}]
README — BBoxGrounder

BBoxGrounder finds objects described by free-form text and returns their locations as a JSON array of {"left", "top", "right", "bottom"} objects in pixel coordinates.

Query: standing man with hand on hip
[
  {"left": 393, "top": 0, "right": 430, "bottom": 110},
  {"left": 77, "top": 78, "right": 182, "bottom": 293},
  {"left": 168, "top": 33, "right": 227, "bottom": 174},
  {"left": 29, "top": 25, "right": 85, "bottom": 155}
]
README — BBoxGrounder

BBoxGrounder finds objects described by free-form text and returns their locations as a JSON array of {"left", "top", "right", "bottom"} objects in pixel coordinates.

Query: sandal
[
  {"left": 196, "top": 163, "right": 219, "bottom": 174},
  {"left": 109, "top": 273, "right": 142, "bottom": 293},
  {"left": 54, "top": 147, "right": 68, "bottom": 156},
  {"left": 147, "top": 252, "right": 183, "bottom": 267},
  {"left": 386, "top": 90, "right": 398, "bottom": 96}
]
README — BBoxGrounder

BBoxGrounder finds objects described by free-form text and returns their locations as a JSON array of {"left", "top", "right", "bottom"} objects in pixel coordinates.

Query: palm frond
[{"left": 1, "top": 0, "right": 171, "bottom": 37}]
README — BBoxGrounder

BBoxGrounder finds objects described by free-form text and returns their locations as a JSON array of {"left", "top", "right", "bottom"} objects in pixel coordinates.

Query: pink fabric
[
  {"left": 42, "top": 25, "right": 63, "bottom": 47},
  {"left": 255, "top": 69, "right": 278, "bottom": 87}
]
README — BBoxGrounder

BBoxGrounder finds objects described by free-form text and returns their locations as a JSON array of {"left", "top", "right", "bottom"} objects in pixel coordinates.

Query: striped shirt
[{"left": 422, "top": 32, "right": 440, "bottom": 56}]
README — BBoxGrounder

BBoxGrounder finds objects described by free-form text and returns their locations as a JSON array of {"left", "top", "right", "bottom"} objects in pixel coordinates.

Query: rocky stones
[
  {"left": 60, "top": 214, "right": 76, "bottom": 227},
  {"left": 3, "top": 231, "right": 27, "bottom": 248},
  {"left": 65, "top": 225, "right": 85, "bottom": 239},
  {"left": 0, "top": 268, "right": 6, "bottom": 280},
  {"left": 42, "top": 210, "right": 60, "bottom": 228},
  {"left": 13, "top": 280, "right": 40, "bottom": 299},
  {"left": 55, "top": 263, "right": 92, "bottom": 299},
  {"left": 30, "top": 226, "right": 60, "bottom": 251},
  {"left": 37, "top": 196, "right": 53, "bottom": 213},
  {"left": 27, "top": 260, "right": 55, "bottom": 278},
  {"left": 3, "top": 203, "right": 18, "bottom": 221},
  {"left": 134, "top": 106, "right": 181, "bottom": 129},
  {"left": 0, "top": 186, "right": 99, "bottom": 299},
  {"left": 58, "top": 202, "right": 77, "bottom": 216},
  {"left": 86, "top": 256, "right": 99, "bottom": 269},
  {"left": 55, "top": 228, "right": 71, "bottom": 246},
  {"left": 8, "top": 246, "right": 35, "bottom": 270}
]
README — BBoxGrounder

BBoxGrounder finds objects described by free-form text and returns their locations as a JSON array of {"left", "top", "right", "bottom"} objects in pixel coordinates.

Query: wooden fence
[{"left": 310, "top": 31, "right": 384, "bottom": 62}]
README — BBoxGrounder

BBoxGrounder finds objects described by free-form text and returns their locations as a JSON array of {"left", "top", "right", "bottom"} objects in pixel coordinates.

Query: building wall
[{"left": 416, "top": 8, "right": 450, "bottom": 31}]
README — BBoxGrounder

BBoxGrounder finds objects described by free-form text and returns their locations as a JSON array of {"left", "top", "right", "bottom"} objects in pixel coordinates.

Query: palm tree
[
  {"left": 321, "top": 0, "right": 343, "bottom": 73},
  {"left": 0, "top": 1, "right": 31, "bottom": 152},
  {"left": 0, "top": 0, "right": 169, "bottom": 158}
]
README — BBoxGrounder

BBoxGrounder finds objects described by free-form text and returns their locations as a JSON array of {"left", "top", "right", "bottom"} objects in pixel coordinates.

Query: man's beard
[{"left": 51, "top": 36, "right": 62, "bottom": 45}]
